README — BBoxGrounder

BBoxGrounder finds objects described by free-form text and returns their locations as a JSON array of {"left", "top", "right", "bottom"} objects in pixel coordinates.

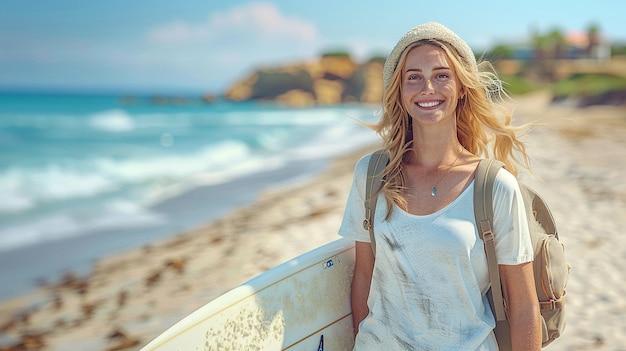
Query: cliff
[{"left": 224, "top": 55, "right": 383, "bottom": 107}]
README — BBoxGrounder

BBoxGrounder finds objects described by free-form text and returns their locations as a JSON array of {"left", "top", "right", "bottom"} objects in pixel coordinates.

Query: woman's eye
[
  {"left": 437, "top": 73, "right": 449, "bottom": 79},
  {"left": 408, "top": 74, "right": 420, "bottom": 80}
]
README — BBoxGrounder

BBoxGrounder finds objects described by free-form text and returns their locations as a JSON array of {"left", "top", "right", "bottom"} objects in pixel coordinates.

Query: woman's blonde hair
[{"left": 373, "top": 39, "right": 531, "bottom": 219}]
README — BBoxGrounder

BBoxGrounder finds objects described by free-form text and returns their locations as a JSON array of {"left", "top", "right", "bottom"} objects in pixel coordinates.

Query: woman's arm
[
  {"left": 351, "top": 241, "right": 375, "bottom": 335},
  {"left": 500, "top": 262, "right": 541, "bottom": 351}
]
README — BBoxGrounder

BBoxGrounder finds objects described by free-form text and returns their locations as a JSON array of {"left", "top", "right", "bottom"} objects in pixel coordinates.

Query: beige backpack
[{"left": 364, "top": 151, "right": 569, "bottom": 348}]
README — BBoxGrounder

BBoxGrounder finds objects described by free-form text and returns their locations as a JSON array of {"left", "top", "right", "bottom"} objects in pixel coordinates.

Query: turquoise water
[{"left": 0, "top": 92, "right": 378, "bottom": 299}]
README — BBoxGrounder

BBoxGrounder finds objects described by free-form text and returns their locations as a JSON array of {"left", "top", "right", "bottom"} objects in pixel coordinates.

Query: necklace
[{"left": 430, "top": 150, "right": 462, "bottom": 197}]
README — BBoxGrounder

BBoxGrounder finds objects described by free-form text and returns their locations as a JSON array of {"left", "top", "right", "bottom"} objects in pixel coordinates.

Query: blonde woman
[{"left": 338, "top": 22, "right": 541, "bottom": 350}]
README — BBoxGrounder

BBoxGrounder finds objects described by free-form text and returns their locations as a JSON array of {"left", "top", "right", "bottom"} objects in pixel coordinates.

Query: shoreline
[
  {"left": 0, "top": 155, "right": 341, "bottom": 303},
  {"left": 0, "top": 141, "right": 380, "bottom": 350},
  {"left": 0, "top": 100, "right": 380, "bottom": 304},
  {"left": 1, "top": 92, "right": 625, "bottom": 350}
]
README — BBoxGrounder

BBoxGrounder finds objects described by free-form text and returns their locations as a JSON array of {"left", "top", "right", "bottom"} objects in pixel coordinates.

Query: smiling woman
[
  {"left": 339, "top": 22, "right": 541, "bottom": 350},
  {"left": 400, "top": 44, "right": 462, "bottom": 128}
]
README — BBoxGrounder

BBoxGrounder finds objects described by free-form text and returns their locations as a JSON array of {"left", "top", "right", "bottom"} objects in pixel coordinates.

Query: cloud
[
  {"left": 142, "top": 2, "right": 322, "bottom": 91},
  {"left": 149, "top": 2, "right": 317, "bottom": 45},
  {"left": 148, "top": 20, "right": 208, "bottom": 44},
  {"left": 0, "top": 2, "right": 321, "bottom": 92}
]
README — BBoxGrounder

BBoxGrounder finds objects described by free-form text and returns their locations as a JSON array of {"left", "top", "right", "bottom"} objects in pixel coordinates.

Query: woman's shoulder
[
  {"left": 349, "top": 151, "right": 383, "bottom": 187},
  {"left": 494, "top": 166, "right": 517, "bottom": 184},
  {"left": 354, "top": 151, "right": 377, "bottom": 174},
  {"left": 492, "top": 166, "right": 522, "bottom": 196}
]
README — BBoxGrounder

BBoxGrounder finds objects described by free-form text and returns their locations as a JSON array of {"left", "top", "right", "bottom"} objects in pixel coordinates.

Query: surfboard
[{"left": 140, "top": 238, "right": 356, "bottom": 351}]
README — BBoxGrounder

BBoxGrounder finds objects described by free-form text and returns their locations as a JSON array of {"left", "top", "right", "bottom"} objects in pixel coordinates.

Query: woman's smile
[{"left": 416, "top": 99, "right": 444, "bottom": 109}]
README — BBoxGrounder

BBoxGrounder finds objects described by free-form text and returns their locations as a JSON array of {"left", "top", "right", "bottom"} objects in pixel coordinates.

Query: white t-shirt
[{"left": 338, "top": 153, "right": 534, "bottom": 350}]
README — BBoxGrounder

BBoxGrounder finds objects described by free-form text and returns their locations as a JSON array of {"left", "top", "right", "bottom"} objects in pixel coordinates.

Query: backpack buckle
[{"left": 363, "top": 218, "right": 371, "bottom": 230}]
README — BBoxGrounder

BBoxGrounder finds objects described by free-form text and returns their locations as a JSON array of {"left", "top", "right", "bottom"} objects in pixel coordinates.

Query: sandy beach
[{"left": 0, "top": 92, "right": 625, "bottom": 350}]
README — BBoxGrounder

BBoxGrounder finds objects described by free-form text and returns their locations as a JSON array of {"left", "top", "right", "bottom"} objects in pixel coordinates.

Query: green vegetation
[
  {"left": 611, "top": 45, "right": 626, "bottom": 56},
  {"left": 367, "top": 56, "right": 386, "bottom": 64},
  {"left": 552, "top": 73, "right": 626, "bottom": 98},
  {"left": 251, "top": 70, "right": 313, "bottom": 99},
  {"left": 482, "top": 44, "right": 514, "bottom": 61},
  {"left": 500, "top": 74, "right": 539, "bottom": 95},
  {"left": 321, "top": 51, "right": 351, "bottom": 59}
]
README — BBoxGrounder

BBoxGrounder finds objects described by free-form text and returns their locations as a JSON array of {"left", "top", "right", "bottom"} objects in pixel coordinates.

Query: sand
[{"left": 0, "top": 92, "right": 624, "bottom": 350}]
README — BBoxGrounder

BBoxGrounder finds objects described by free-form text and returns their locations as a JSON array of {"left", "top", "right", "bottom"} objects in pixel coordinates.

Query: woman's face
[{"left": 400, "top": 44, "right": 462, "bottom": 127}]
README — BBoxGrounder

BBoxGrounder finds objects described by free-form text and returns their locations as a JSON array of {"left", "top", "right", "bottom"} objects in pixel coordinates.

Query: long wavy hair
[{"left": 373, "top": 39, "right": 531, "bottom": 219}]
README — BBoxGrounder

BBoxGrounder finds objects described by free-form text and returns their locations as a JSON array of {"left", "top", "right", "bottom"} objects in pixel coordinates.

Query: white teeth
[{"left": 417, "top": 101, "right": 441, "bottom": 108}]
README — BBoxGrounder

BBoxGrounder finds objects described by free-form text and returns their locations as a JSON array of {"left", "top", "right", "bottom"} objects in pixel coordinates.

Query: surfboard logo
[{"left": 322, "top": 256, "right": 340, "bottom": 269}]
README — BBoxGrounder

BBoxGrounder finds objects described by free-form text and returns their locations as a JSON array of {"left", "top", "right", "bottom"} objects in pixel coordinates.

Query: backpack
[{"left": 363, "top": 150, "right": 569, "bottom": 349}]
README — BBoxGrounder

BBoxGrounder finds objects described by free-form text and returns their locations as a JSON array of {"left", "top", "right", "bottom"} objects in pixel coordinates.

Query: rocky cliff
[{"left": 224, "top": 55, "right": 383, "bottom": 107}]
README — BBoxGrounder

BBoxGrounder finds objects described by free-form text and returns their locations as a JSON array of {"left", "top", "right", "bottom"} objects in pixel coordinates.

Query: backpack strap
[
  {"left": 363, "top": 150, "right": 389, "bottom": 255},
  {"left": 474, "top": 159, "right": 513, "bottom": 349},
  {"left": 473, "top": 159, "right": 507, "bottom": 322}
]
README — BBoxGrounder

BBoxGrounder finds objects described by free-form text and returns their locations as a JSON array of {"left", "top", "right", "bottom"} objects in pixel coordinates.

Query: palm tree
[
  {"left": 530, "top": 30, "right": 551, "bottom": 80},
  {"left": 587, "top": 23, "right": 601, "bottom": 58},
  {"left": 547, "top": 28, "right": 565, "bottom": 60}
]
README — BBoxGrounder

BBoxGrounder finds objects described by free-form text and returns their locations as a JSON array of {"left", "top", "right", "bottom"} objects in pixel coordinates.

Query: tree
[
  {"left": 587, "top": 23, "right": 602, "bottom": 56},
  {"left": 484, "top": 44, "right": 514, "bottom": 61},
  {"left": 547, "top": 28, "right": 565, "bottom": 60},
  {"left": 529, "top": 27, "right": 565, "bottom": 82}
]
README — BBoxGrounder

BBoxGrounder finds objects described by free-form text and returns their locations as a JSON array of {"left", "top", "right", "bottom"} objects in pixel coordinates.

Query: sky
[{"left": 1, "top": 0, "right": 625, "bottom": 95}]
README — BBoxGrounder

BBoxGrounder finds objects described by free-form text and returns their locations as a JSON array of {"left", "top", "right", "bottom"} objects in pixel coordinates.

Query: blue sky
[{"left": 1, "top": 0, "right": 625, "bottom": 94}]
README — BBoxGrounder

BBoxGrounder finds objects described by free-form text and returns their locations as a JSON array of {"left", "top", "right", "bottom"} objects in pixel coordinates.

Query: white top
[{"left": 338, "top": 153, "right": 533, "bottom": 350}]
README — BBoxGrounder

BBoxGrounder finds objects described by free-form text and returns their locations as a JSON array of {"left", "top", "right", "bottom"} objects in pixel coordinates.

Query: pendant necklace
[{"left": 430, "top": 150, "right": 462, "bottom": 197}]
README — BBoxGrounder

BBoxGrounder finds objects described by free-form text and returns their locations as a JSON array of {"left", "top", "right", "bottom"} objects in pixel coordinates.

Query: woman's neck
[{"left": 406, "top": 125, "right": 464, "bottom": 170}]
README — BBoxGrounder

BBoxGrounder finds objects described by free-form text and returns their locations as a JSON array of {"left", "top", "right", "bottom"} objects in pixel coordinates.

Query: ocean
[{"left": 0, "top": 92, "right": 379, "bottom": 300}]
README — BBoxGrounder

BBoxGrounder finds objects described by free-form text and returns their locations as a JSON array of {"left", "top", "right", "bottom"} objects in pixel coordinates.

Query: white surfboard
[{"left": 141, "top": 238, "right": 356, "bottom": 351}]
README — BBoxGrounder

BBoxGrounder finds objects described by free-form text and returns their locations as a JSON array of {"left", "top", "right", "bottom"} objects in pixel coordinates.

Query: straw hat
[{"left": 382, "top": 22, "right": 477, "bottom": 90}]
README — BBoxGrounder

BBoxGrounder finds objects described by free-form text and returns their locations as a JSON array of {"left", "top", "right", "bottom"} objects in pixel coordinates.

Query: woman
[{"left": 338, "top": 22, "right": 541, "bottom": 350}]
